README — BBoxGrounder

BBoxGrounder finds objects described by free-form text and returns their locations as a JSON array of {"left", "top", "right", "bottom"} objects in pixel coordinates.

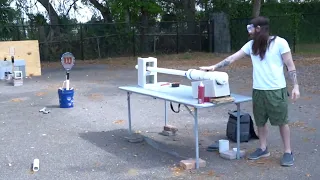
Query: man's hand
[
  {"left": 291, "top": 85, "right": 300, "bottom": 101},
  {"left": 199, "top": 65, "right": 215, "bottom": 71}
]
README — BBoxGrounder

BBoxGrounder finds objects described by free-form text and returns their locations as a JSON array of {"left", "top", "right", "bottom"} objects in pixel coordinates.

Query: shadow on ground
[{"left": 78, "top": 128, "right": 257, "bottom": 165}]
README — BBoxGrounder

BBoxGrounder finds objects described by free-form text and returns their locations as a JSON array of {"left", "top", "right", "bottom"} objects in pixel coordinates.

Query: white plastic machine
[{"left": 135, "top": 57, "right": 230, "bottom": 98}]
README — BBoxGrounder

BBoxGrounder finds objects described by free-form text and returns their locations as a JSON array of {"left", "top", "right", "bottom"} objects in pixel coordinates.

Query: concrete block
[
  {"left": 180, "top": 158, "right": 206, "bottom": 170},
  {"left": 220, "top": 150, "right": 246, "bottom": 160}
]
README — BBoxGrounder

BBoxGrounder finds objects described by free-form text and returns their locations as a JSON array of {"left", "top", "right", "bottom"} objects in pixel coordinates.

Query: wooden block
[
  {"left": 180, "top": 158, "right": 206, "bottom": 170},
  {"left": 210, "top": 96, "right": 235, "bottom": 104}
]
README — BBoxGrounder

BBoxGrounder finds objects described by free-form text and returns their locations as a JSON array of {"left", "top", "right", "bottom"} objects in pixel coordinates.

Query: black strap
[
  {"left": 249, "top": 115, "right": 259, "bottom": 139},
  {"left": 170, "top": 102, "right": 181, "bottom": 113}
]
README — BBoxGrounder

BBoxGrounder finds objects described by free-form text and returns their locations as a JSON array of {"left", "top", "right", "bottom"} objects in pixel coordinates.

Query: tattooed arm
[
  {"left": 214, "top": 56, "right": 233, "bottom": 69},
  {"left": 282, "top": 51, "right": 299, "bottom": 88},
  {"left": 282, "top": 51, "right": 300, "bottom": 100},
  {"left": 288, "top": 70, "right": 298, "bottom": 87},
  {"left": 200, "top": 49, "right": 247, "bottom": 71}
]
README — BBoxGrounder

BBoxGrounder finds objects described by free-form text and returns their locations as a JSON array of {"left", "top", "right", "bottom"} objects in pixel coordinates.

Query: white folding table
[{"left": 119, "top": 83, "right": 252, "bottom": 169}]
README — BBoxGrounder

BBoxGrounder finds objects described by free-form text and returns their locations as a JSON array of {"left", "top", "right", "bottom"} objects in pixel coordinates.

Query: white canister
[{"left": 219, "top": 139, "right": 229, "bottom": 153}]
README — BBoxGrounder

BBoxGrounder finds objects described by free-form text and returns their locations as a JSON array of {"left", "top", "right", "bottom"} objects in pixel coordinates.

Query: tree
[
  {"left": 252, "top": 0, "right": 261, "bottom": 17},
  {"left": 0, "top": 0, "right": 20, "bottom": 40},
  {"left": 81, "top": 0, "right": 113, "bottom": 23}
]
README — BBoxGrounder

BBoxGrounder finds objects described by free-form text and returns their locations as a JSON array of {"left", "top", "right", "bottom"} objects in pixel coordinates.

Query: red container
[{"left": 198, "top": 82, "right": 205, "bottom": 104}]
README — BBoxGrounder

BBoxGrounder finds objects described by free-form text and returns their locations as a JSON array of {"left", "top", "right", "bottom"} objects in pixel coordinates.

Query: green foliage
[
  {"left": 0, "top": 0, "right": 20, "bottom": 40},
  {"left": 28, "top": 13, "right": 48, "bottom": 26},
  {"left": 110, "top": 0, "right": 162, "bottom": 23}
]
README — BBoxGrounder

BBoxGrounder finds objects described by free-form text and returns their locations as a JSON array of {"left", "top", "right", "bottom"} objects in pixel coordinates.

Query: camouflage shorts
[{"left": 252, "top": 88, "right": 289, "bottom": 127}]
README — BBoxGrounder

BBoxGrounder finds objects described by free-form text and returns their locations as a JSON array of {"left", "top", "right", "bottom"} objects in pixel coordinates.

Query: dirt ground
[{"left": 0, "top": 52, "right": 319, "bottom": 180}]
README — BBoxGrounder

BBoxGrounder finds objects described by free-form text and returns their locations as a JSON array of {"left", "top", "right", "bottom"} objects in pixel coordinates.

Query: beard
[{"left": 249, "top": 32, "right": 258, "bottom": 40}]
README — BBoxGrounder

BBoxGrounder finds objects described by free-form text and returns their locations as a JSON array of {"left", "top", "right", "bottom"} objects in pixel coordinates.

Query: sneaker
[
  {"left": 281, "top": 152, "right": 294, "bottom": 166},
  {"left": 247, "top": 148, "right": 270, "bottom": 160}
]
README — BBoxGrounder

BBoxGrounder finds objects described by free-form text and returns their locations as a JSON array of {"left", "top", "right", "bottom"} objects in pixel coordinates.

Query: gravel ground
[{"left": 0, "top": 53, "right": 319, "bottom": 180}]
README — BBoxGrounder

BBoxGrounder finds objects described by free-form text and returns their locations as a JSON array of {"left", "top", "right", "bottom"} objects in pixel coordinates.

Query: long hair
[{"left": 250, "top": 16, "right": 276, "bottom": 60}]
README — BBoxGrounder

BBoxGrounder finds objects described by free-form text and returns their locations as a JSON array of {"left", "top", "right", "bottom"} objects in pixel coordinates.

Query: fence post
[
  {"left": 176, "top": 21, "right": 179, "bottom": 54},
  {"left": 199, "top": 21, "right": 202, "bottom": 51},
  {"left": 80, "top": 23, "right": 84, "bottom": 60},
  {"left": 292, "top": 14, "right": 299, "bottom": 53},
  {"left": 132, "top": 24, "right": 136, "bottom": 57},
  {"left": 16, "top": 26, "right": 20, "bottom": 40},
  {"left": 208, "top": 19, "right": 213, "bottom": 53}
]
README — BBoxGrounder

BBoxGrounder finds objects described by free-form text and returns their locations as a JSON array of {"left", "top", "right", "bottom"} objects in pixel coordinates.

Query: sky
[{"left": 10, "top": 0, "right": 99, "bottom": 23}]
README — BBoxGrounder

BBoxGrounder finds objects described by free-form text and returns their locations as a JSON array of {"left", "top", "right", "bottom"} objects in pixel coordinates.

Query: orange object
[{"left": 160, "top": 83, "right": 170, "bottom": 86}]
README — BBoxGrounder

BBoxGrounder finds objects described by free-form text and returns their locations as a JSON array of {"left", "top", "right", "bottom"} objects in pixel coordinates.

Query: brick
[
  {"left": 180, "top": 158, "right": 206, "bottom": 170},
  {"left": 164, "top": 125, "right": 178, "bottom": 132}
]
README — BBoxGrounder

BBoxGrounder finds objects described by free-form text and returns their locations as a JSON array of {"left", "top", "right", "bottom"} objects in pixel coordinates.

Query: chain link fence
[
  {"left": 230, "top": 13, "right": 320, "bottom": 54},
  {"left": 1, "top": 13, "right": 319, "bottom": 62},
  {"left": 0, "top": 20, "right": 213, "bottom": 61}
]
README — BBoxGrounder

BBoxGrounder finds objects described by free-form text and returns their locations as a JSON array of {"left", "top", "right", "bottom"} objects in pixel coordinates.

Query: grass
[
  {"left": 40, "top": 43, "right": 320, "bottom": 70},
  {"left": 295, "top": 43, "right": 320, "bottom": 55}
]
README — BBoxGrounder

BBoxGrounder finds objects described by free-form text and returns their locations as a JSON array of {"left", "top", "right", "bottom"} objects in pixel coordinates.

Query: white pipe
[
  {"left": 135, "top": 65, "right": 228, "bottom": 84},
  {"left": 146, "top": 67, "right": 186, "bottom": 76},
  {"left": 66, "top": 80, "right": 70, "bottom": 90},
  {"left": 33, "top": 159, "right": 39, "bottom": 172}
]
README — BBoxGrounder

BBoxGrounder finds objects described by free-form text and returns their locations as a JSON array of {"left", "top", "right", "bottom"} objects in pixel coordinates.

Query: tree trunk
[
  {"left": 37, "top": 0, "right": 60, "bottom": 41},
  {"left": 139, "top": 6, "right": 149, "bottom": 54},
  {"left": 37, "top": 0, "right": 59, "bottom": 25},
  {"left": 88, "top": 0, "right": 113, "bottom": 23},
  {"left": 183, "top": 0, "right": 196, "bottom": 33},
  {"left": 182, "top": 0, "right": 196, "bottom": 51},
  {"left": 252, "top": 0, "right": 261, "bottom": 18}
]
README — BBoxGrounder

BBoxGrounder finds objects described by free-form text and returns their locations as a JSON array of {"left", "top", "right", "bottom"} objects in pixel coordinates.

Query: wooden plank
[
  {"left": 0, "top": 40, "right": 41, "bottom": 76},
  {"left": 210, "top": 96, "right": 235, "bottom": 104}
]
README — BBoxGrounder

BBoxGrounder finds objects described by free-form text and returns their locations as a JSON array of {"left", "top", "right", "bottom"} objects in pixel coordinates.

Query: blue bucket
[{"left": 58, "top": 88, "right": 74, "bottom": 108}]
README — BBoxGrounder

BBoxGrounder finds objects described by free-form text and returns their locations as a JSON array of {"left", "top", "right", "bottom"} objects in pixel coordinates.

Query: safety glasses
[{"left": 247, "top": 24, "right": 254, "bottom": 33}]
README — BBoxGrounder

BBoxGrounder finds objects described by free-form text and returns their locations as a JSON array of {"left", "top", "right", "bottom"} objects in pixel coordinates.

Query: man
[{"left": 199, "top": 16, "right": 300, "bottom": 166}]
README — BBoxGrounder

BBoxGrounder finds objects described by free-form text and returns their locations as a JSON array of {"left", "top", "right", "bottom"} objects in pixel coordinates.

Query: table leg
[
  {"left": 127, "top": 92, "right": 132, "bottom": 135},
  {"left": 236, "top": 103, "right": 240, "bottom": 159},
  {"left": 164, "top": 100, "right": 168, "bottom": 126},
  {"left": 194, "top": 108, "right": 199, "bottom": 169}
]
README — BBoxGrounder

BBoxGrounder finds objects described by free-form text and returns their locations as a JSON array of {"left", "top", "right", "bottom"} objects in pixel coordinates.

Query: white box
[
  {"left": 137, "top": 57, "right": 157, "bottom": 88},
  {"left": 191, "top": 80, "right": 230, "bottom": 98}
]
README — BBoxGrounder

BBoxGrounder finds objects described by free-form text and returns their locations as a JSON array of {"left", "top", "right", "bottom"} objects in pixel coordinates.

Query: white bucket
[{"left": 219, "top": 139, "right": 229, "bottom": 153}]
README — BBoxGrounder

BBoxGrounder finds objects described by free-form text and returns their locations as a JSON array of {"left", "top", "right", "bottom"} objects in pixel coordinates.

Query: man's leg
[
  {"left": 267, "top": 87, "right": 294, "bottom": 166},
  {"left": 279, "top": 124, "right": 294, "bottom": 166},
  {"left": 257, "top": 124, "right": 268, "bottom": 151},
  {"left": 280, "top": 124, "right": 292, "bottom": 153},
  {"left": 248, "top": 89, "right": 270, "bottom": 160}
]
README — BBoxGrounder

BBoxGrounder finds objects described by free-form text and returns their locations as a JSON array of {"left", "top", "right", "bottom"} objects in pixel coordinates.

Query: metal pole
[
  {"left": 127, "top": 92, "right": 132, "bottom": 135},
  {"left": 66, "top": 71, "right": 69, "bottom": 80},
  {"left": 236, "top": 103, "right": 241, "bottom": 159},
  {"left": 164, "top": 100, "right": 168, "bottom": 126},
  {"left": 80, "top": 24, "right": 84, "bottom": 60},
  {"left": 194, "top": 108, "right": 199, "bottom": 169}
]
